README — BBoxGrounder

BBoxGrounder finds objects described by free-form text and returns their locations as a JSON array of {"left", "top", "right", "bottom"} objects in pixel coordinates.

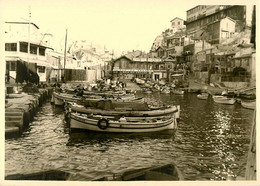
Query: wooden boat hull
[
  {"left": 53, "top": 92, "right": 138, "bottom": 106},
  {"left": 53, "top": 92, "right": 81, "bottom": 106},
  {"left": 70, "top": 104, "right": 179, "bottom": 117},
  {"left": 5, "top": 170, "right": 70, "bottom": 180},
  {"left": 213, "top": 96, "right": 236, "bottom": 105},
  {"left": 70, "top": 113, "right": 177, "bottom": 133},
  {"left": 93, "top": 163, "right": 182, "bottom": 181},
  {"left": 241, "top": 100, "right": 256, "bottom": 110}
]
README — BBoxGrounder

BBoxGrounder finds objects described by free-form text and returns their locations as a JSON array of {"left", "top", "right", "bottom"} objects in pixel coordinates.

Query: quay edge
[{"left": 5, "top": 87, "right": 54, "bottom": 138}]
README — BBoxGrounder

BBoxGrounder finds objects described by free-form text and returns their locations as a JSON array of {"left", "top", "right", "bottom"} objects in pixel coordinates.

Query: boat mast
[
  {"left": 27, "top": 6, "right": 31, "bottom": 65},
  {"left": 63, "top": 28, "right": 67, "bottom": 82}
]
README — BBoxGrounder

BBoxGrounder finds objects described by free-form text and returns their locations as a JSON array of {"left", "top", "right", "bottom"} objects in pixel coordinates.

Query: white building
[
  {"left": 170, "top": 17, "right": 185, "bottom": 31},
  {"left": 4, "top": 21, "right": 52, "bottom": 83}
]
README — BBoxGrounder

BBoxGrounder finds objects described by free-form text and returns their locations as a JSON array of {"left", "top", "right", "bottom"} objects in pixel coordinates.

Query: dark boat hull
[{"left": 93, "top": 163, "right": 182, "bottom": 181}]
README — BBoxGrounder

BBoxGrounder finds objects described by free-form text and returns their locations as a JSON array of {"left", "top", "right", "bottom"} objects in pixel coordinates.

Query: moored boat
[
  {"left": 5, "top": 170, "right": 70, "bottom": 180},
  {"left": 53, "top": 92, "right": 81, "bottom": 106},
  {"left": 197, "top": 93, "right": 209, "bottom": 100},
  {"left": 53, "top": 91, "right": 138, "bottom": 106},
  {"left": 161, "top": 88, "right": 171, "bottom": 94},
  {"left": 171, "top": 89, "right": 184, "bottom": 95},
  {"left": 92, "top": 163, "right": 183, "bottom": 181},
  {"left": 70, "top": 102, "right": 179, "bottom": 117},
  {"left": 212, "top": 96, "right": 236, "bottom": 105},
  {"left": 135, "top": 78, "right": 145, "bottom": 85},
  {"left": 241, "top": 100, "right": 256, "bottom": 110},
  {"left": 70, "top": 112, "right": 177, "bottom": 133}
]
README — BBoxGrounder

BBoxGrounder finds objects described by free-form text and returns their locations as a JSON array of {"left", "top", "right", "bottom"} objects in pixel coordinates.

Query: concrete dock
[{"left": 5, "top": 87, "right": 53, "bottom": 138}]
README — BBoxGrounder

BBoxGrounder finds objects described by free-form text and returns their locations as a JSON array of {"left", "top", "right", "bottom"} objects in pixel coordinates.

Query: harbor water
[{"left": 5, "top": 92, "right": 254, "bottom": 181}]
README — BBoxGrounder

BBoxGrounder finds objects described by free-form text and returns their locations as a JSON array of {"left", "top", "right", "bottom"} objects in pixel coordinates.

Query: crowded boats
[{"left": 52, "top": 78, "right": 181, "bottom": 133}]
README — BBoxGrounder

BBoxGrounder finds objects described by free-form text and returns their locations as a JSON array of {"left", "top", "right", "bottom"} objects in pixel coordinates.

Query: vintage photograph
[{"left": 1, "top": 0, "right": 257, "bottom": 185}]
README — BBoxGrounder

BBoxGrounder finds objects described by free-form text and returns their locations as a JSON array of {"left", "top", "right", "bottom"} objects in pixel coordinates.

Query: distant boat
[
  {"left": 212, "top": 96, "right": 236, "bottom": 105},
  {"left": 161, "top": 88, "right": 171, "bottom": 94},
  {"left": 197, "top": 93, "right": 209, "bottom": 100},
  {"left": 241, "top": 100, "right": 256, "bottom": 110},
  {"left": 135, "top": 78, "right": 145, "bottom": 85},
  {"left": 171, "top": 89, "right": 184, "bottom": 95},
  {"left": 92, "top": 163, "right": 183, "bottom": 181},
  {"left": 5, "top": 170, "right": 70, "bottom": 180}
]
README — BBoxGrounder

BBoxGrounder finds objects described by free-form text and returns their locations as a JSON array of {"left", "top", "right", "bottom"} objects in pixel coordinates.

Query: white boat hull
[
  {"left": 53, "top": 92, "right": 81, "bottom": 106},
  {"left": 197, "top": 93, "right": 208, "bottom": 100},
  {"left": 171, "top": 90, "right": 184, "bottom": 95},
  {"left": 70, "top": 113, "right": 177, "bottom": 133},
  {"left": 241, "top": 100, "right": 256, "bottom": 110},
  {"left": 213, "top": 96, "right": 236, "bottom": 105}
]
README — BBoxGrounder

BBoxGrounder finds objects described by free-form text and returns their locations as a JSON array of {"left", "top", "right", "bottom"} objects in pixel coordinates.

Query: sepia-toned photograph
[{"left": 1, "top": 0, "right": 258, "bottom": 186}]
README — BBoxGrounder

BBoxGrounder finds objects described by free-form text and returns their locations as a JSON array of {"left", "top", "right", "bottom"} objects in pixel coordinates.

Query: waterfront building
[
  {"left": 186, "top": 5, "right": 247, "bottom": 44},
  {"left": 108, "top": 56, "right": 175, "bottom": 81},
  {"left": 4, "top": 21, "right": 52, "bottom": 83}
]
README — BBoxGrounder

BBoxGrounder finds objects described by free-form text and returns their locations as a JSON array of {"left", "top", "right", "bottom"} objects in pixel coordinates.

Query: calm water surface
[{"left": 5, "top": 93, "right": 254, "bottom": 181}]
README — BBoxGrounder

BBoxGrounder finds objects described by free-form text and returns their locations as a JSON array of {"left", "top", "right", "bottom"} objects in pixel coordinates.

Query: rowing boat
[
  {"left": 70, "top": 103, "right": 179, "bottom": 117},
  {"left": 212, "top": 96, "right": 236, "bottom": 105},
  {"left": 93, "top": 163, "right": 183, "bottom": 181},
  {"left": 241, "top": 100, "right": 256, "bottom": 110},
  {"left": 197, "top": 93, "right": 209, "bottom": 100}
]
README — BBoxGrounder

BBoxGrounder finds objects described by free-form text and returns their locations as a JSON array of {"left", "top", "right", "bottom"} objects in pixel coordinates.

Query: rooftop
[{"left": 5, "top": 21, "right": 40, "bottom": 29}]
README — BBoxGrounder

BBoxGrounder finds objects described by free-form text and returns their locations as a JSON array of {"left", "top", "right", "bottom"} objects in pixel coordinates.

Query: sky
[
  {"left": 1, "top": 0, "right": 197, "bottom": 54},
  {"left": 0, "top": 0, "right": 257, "bottom": 55}
]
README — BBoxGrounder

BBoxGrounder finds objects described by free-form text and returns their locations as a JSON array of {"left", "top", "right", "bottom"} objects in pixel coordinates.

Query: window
[
  {"left": 20, "top": 42, "right": 28, "bottom": 53},
  {"left": 38, "top": 66, "right": 45, "bottom": 73},
  {"left": 5, "top": 43, "right": 17, "bottom": 51},
  {"left": 30, "top": 45, "right": 37, "bottom": 54},
  {"left": 178, "top": 21, "right": 180, "bottom": 25},
  {"left": 39, "top": 47, "right": 45, "bottom": 56}
]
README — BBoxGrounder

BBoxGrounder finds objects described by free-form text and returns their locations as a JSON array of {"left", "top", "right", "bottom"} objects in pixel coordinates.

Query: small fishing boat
[
  {"left": 171, "top": 89, "right": 184, "bottom": 95},
  {"left": 241, "top": 100, "right": 256, "bottom": 110},
  {"left": 135, "top": 78, "right": 145, "bottom": 85},
  {"left": 197, "top": 93, "right": 209, "bottom": 100},
  {"left": 70, "top": 112, "right": 178, "bottom": 133},
  {"left": 52, "top": 92, "right": 81, "bottom": 106},
  {"left": 5, "top": 170, "right": 70, "bottom": 180},
  {"left": 161, "top": 88, "right": 171, "bottom": 94},
  {"left": 92, "top": 163, "right": 183, "bottom": 181},
  {"left": 69, "top": 102, "right": 179, "bottom": 117},
  {"left": 212, "top": 96, "right": 236, "bottom": 105},
  {"left": 52, "top": 91, "right": 137, "bottom": 106}
]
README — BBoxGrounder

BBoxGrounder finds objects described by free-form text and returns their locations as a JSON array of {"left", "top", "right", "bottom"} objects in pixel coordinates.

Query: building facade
[
  {"left": 170, "top": 17, "right": 186, "bottom": 31},
  {"left": 186, "top": 5, "right": 246, "bottom": 43},
  {"left": 5, "top": 21, "right": 51, "bottom": 83},
  {"left": 109, "top": 56, "right": 175, "bottom": 81}
]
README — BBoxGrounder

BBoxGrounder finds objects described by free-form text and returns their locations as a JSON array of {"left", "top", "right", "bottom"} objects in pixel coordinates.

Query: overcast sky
[{"left": 0, "top": 0, "right": 257, "bottom": 54}]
